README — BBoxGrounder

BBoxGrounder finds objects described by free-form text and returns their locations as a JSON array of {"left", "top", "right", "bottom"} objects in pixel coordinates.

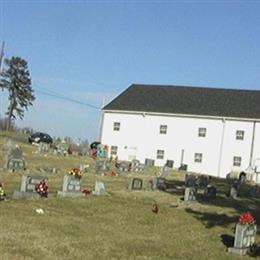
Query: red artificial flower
[
  {"left": 239, "top": 212, "right": 256, "bottom": 225},
  {"left": 82, "top": 188, "right": 92, "bottom": 195},
  {"left": 36, "top": 180, "right": 48, "bottom": 197}
]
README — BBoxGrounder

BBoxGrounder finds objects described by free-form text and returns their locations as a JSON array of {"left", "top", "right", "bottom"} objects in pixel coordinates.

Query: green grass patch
[{"left": 0, "top": 131, "right": 259, "bottom": 259}]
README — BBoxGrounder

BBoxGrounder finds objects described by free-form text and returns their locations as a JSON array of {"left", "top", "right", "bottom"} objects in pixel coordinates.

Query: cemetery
[{"left": 0, "top": 131, "right": 260, "bottom": 259}]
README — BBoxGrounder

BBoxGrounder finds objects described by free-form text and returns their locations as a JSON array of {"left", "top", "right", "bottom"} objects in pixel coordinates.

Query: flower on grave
[
  {"left": 0, "top": 183, "right": 6, "bottom": 199},
  {"left": 82, "top": 188, "right": 92, "bottom": 195},
  {"left": 239, "top": 212, "right": 256, "bottom": 225},
  {"left": 102, "top": 171, "right": 118, "bottom": 177},
  {"left": 68, "top": 168, "right": 83, "bottom": 178},
  {"left": 152, "top": 203, "right": 159, "bottom": 214},
  {"left": 35, "top": 179, "right": 48, "bottom": 198},
  {"left": 90, "top": 148, "right": 97, "bottom": 159}
]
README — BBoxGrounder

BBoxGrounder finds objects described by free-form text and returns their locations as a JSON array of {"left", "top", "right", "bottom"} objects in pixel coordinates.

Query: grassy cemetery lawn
[{"left": 0, "top": 131, "right": 260, "bottom": 259}]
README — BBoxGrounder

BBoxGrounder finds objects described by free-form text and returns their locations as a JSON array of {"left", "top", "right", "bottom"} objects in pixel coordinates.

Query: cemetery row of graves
[{"left": 0, "top": 133, "right": 260, "bottom": 258}]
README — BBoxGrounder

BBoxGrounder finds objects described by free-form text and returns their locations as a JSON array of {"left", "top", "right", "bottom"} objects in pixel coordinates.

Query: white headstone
[{"left": 93, "top": 181, "right": 108, "bottom": 196}]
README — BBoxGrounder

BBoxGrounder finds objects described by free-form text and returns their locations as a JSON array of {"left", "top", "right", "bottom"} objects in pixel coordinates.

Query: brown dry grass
[{"left": 0, "top": 131, "right": 259, "bottom": 259}]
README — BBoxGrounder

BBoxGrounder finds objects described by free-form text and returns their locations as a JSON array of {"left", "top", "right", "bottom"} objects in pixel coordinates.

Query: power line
[{"left": 35, "top": 89, "right": 101, "bottom": 110}]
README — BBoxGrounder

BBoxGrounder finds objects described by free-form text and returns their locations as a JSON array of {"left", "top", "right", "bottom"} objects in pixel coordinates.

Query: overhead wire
[{"left": 35, "top": 88, "right": 101, "bottom": 110}]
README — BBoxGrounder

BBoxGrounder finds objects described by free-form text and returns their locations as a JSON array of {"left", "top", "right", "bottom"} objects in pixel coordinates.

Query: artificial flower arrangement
[
  {"left": 239, "top": 212, "right": 256, "bottom": 225},
  {"left": 82, "top": 188, "right": 92, "bottom": 195},
  {"left": 102, "top": 171, "right": 118, "bottom": 177},
  {"left": 36, "top": 179, "right": 48, "bottom": 198},
  {"left": 68, "top": 168, "right": 83, "bottom": 178},
  {"left": 0, "top": 182, "right": 6, "bottom": 200}
]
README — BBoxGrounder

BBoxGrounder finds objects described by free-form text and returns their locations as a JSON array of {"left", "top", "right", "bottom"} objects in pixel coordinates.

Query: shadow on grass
[
  {"left": 220, "top": 234, "right": 234, "bottom": 248},
  {"left": 220, "top": 235, "right": 260, "bottom": 257},
  {"left": 164, "top": 179, "right": 185, "bottom": 196},
  {"left": 248, "top": 245, "right": 260, "bottom": 258},
  {"left": 185, "top": 208, "right": 238, "bottom": 228},
  {"left": 164, "top": 176, "right": 260, "bottom": 221}
]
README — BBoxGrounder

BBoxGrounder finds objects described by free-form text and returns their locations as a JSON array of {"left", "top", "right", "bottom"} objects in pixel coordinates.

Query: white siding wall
[
  {"left": 252, "top": 122, "right": 260, "bottom": 163},
  {"left": 220, "top": 121, "right": 254, "bottom": 176},
  {"left": 101, "top": 111, "right": 260, "bottom": 178}
]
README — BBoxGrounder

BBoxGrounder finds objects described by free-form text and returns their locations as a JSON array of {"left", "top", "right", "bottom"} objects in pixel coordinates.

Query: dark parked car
[
  {"left": 90, "top": 141, "right": 101, "bottom": 149},
  {"left": 28, "top": 132, "right": 53, "bottom": 144}
]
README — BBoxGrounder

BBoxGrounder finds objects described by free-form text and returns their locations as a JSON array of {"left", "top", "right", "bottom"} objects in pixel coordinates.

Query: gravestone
[
  {"left": 13, "top": 175, "right": 48, "bottom": 199},
  {"left": 178, "top": 164, "right": 188, "bottom": 171},
  {"left": 185, "top": 174, "right": 196, "bottom": 187},
  {"left": 131, "top": 159, "right": 145, "bottom": 172},
  {"left": 230, "top": 182, "right": 239, "bottom": 199},
  {"left": 230, "top": 187, "right": 238, "bottom": 199},
  {"left": 204, "top": 185, "right": 217, "bottom": 199},
  {"left": 92, "top": 181, "right": 108, "bottom": 196},
  {"left": 160, "top": 165, "right": 172, "bottom": 178},
  {"left": 161, "top": 160, "right": 174, "bottom": 177},
  {"left": 54, "top": 142, "right": 69, "bottom": 156},
  {"left": 95, "top": 160, "right": 110, "bottom": 173},
  {"left": 145, "top": 158, "right": 155, "bottom": 167},
  {"left": 196, "top": 175, "right": 209, "bottom": 188},
  {"left": 249, "top": 185, "right": 260, "bottom": 197},
  {"left": 151, "top": 177, "right": 167, "bottom": 191},
  {"left": 57, "top": 175, "right": 84, "bottom": 198},
  {"left": 179, "top": 164, "right": 188, "bottom": 171},
  {"left": 2, "top": 139, "right": 14, "bottom": 153},
  {"left": 97, "top": 144, "right": 108, "bottom": 158},
  {"left": 79, "top": 164, "right": 89, "bottom": 173},
  {"left": 228, "top": 223, "right": 257, "bottom": 255},
  {"left": 184, "top": 187, "right": 197, "bottom": 202},
  {"left": 5, "top": 146, "right": 26, "bottom": 171},
  {"left": 38, "top": 142, "right": 50, "bottom": 154},
  {"left": 128, "top": 178, "right": 143, "bottom": 190},
  {"left": 118, "top": 161, "right": 131, "bottom": 172}
]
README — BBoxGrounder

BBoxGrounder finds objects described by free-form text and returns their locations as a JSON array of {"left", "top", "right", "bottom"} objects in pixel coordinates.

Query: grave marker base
[
  {"left": 228, "top": 247, "right": 248, "bottom": 256},
  {"left": 57, "top": 191, "right": 85, "bottom": 198},
  {"left": 13, "top": 191, "right": 40, "bottom": 199}
]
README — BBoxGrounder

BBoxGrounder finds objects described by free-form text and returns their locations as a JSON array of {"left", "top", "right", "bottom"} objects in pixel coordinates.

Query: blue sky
[{"left": 1, "top": 1, "right": 260, "bottom": 142}]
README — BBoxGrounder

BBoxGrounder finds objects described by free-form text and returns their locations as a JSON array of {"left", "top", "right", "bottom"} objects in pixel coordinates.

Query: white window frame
[
  {"left": 233, "top": 156, "right": 242, "bottom": 167},
  {"left": 194, "top": 153, "right": 203, "bottom": 163},
  {"left": 111, "top": 146, "right": 118, "bottom": 155},
  {"left": 160, "top": 125, "right": 167, "bottom": 135},
  {"left": 156, "top": 150, "right": 164, "bottom": 159},
  {"left": 236, "top": 130, "right": 244, "bottom": 140},
  {"left": 198, "top": 127, "right": 206, "bottom": 137},
  {"left": 113, "top": 122, "right": 120, "bottom": 131}
]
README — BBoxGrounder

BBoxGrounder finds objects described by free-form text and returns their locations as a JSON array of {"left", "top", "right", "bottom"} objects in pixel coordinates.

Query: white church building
[{"left": 100, "top": 84, "right": 260, "bottom": 179}]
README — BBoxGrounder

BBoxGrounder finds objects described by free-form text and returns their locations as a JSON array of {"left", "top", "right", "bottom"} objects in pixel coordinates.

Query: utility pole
[
  {"left": 0, "top": 41, "right": 4, "bottom": 73},
  {"left": 97, "top": 97, "right": 105, "bottom": 142}
]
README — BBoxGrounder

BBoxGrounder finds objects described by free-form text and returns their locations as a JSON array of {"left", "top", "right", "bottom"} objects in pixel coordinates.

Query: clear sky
[{"left": 1, "top": 0, "right": 260, "bottom": 142}]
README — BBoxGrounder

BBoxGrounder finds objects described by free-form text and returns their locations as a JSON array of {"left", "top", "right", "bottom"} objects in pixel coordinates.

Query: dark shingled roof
[{"left": 103, "top": 84, "right": 260, "bottom": 119}]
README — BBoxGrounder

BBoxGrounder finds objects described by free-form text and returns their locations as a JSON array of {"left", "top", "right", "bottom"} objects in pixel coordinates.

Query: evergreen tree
[{"left": 0, "top": 56, "right": 35, "bottom": 130}]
